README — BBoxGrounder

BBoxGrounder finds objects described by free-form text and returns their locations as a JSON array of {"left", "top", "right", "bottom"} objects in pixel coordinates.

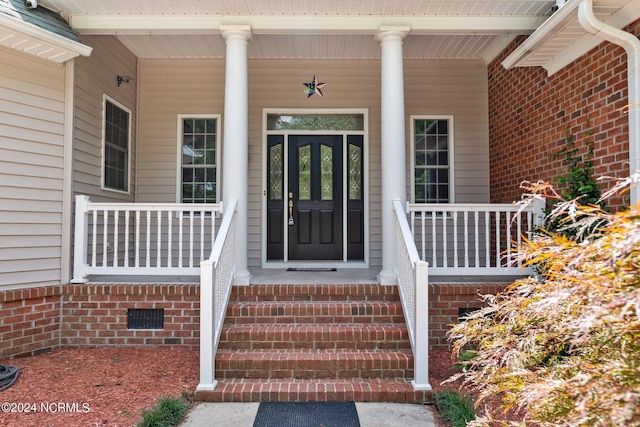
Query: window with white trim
[
  {"left": 103, "top": 97, "right": 131, "bottom": 192},
  {"left": 411, "top": 116, "right": 454, "bottom": 203},
  {"left": 179, "top": 116, "right": 220, "bottom": 203}
]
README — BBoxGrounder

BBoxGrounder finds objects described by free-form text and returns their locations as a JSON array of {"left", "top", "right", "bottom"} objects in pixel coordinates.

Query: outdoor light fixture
[{"left": 117, "top": 75, "right": 133, "bottom": 86}]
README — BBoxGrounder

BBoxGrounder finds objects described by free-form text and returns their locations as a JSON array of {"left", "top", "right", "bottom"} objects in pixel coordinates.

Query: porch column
[
  {"left": 378, "top": 27, "right": 410, "bottom": 285},
  {"left": 221, "top": 25, "right": 252, "bottom": 285}
]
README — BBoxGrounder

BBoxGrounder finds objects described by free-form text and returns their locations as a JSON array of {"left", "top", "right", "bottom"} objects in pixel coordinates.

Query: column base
[
  {"left": 234, "top": 270, "right": 252, "bottom": 286},
  {"left": 377, "top": 269, "right": 395, "bottom": 286}
]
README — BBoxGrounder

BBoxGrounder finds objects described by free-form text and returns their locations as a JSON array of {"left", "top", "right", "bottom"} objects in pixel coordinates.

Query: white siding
[
  {"left": 136, "top": 57, "right": 489, "bottom": 270},
  {"left": 0, "top": 46, "right": 66, "bottom": 289},
  {"left": 74, "top": 36, "right": 137, "bottom": 201}
]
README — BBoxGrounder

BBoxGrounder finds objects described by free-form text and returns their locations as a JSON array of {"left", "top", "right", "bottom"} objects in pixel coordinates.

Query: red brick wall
[
  {"left": 0, "top": 287, "right": 63, "bottom": 359},
  {"left": 488, "top": 21, "right": 640, "bottom": 209},
  {"left": 429, "top": 283, "right": 508, "bottom": 348},
  {"left": 0, "top": 284, "right": 200, "bottom": 359}
]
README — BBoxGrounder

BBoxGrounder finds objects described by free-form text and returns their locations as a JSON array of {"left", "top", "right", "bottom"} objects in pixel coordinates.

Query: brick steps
[
  {"left": 218, "top": 324, "right": 411, "bottom": 350},
  {"left": 198, "top": 378, "right": 431, "bottom": 403},
  {"left": 215, "top": 349, "right": 414, "bottom": 379},
  {"left": 196, "top": 283, "right": 433, "bottom": 403},
  {"left": 225, "top": 301, "right": 405, "bottom": 324}
]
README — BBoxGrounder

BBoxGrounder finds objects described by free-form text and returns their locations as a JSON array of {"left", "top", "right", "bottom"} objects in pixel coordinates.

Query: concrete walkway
[{"left": 179, "top": 402, "right": 438, "bottom": 427}]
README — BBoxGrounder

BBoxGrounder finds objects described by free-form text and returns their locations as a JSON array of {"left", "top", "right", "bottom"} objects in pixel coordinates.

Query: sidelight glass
[
  {"left": 298, "top": 145, "right": 311, "bottom": 200},
  {"left": 269, "top": 143, "right": 283, "bottom": 199},
  {"left": 320, "top": 144, "right": 333, "bottom": 200}
]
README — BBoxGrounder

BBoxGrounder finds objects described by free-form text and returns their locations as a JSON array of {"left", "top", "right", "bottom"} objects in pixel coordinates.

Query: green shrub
[
  {"left": 447, "top": 177, "right": 640, "bottom": 427},
  {"left": 137, "top": 395, "right": 190, "bottom": 427},
  {"left": 436, "top": 390, "right": 476, "bottom": 427}
]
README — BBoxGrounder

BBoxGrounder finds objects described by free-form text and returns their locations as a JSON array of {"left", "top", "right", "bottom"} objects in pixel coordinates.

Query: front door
[
  {"left": 288, "top": 135, "right": 343, "bottom": 260},
  {"left": 266, "top": 125, "right": 365, "bottom": 263}
]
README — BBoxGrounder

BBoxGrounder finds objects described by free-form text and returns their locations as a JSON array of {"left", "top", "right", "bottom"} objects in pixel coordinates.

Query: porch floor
[{"left": 85, "top": 268, "right": 525, "bottom": 285}]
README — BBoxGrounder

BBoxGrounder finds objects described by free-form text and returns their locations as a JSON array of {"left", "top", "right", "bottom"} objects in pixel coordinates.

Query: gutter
[{"left": 578, "top": 0, "right": 640, "bottom": 205}]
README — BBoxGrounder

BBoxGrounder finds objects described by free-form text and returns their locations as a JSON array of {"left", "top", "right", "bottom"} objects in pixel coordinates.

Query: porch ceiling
[{"left": 38, "top": 0, "right": 559, "bottom": 61}]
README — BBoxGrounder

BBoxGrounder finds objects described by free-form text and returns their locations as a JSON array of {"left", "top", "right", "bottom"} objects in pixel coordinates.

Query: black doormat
[
  {"left": 253, "top": 402, "right": 360, "bottom": 427},
  {"left": 286, "top": 268, "right": 337, "bottom": 272}
]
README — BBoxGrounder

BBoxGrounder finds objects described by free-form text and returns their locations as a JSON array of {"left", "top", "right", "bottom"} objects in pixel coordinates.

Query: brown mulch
[{"left": 0, "top": 347, "right": 464, "bottom": 427}]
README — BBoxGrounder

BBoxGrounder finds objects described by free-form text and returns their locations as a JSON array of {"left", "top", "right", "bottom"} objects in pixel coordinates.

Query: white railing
[
  {"left": 393, "top": 199, "right": 431, "bottom": 392},
  {"left": 407, "top": 199, "right": 545, "bottom": 275},
  {"left": 72, "top": 195, "right": 223, "bottom": 283},
  {"left": 197, "top": 199, "right": 237, "bottom": 393}
]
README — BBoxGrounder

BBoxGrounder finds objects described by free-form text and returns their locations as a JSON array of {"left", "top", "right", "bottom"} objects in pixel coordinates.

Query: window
[
  {"left": 411, "top": 116, "right": 454, "bottom": 203},
  {"left": 179, "top": 116, "right": 220, "bottom": 203},
  {"left": 102, "top": 97, "right": 131, "bottom": 192}
]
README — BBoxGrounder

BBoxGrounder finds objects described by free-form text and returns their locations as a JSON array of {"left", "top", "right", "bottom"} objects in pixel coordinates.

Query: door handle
[{"left": 288, "top": 192, "right": 294, "bottom": 225}]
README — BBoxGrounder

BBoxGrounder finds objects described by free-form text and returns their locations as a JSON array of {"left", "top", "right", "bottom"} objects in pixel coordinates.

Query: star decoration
[{"left": 303, "top": 74, "right": 327, "bottom": 97}]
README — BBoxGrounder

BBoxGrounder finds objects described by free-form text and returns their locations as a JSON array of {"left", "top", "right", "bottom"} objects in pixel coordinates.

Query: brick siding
[{"left": 488, "top": 20, "right": 640, "bottom": 209}]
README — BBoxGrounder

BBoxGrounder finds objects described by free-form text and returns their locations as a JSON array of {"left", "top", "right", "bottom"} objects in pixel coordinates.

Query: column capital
[
  {"left": 220, "top": 25, "right": 252, "bottom": 42},
  {"left": 377, "top": 26, "right": 410, "bottom": 42}
]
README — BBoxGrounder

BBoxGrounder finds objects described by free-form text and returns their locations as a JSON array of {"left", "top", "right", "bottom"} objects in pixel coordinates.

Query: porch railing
[
  {"left": 407, "top": 199, "right": 545, "bottom": 275},
  {"left": 197, "top": 199, "right": 237, "bottom": 393},
  {"left": 72, "top": 195, "right": 223, "bottom": 283},
  {"left": 393, "top": 199, "right": 431, "bottom": 391}
]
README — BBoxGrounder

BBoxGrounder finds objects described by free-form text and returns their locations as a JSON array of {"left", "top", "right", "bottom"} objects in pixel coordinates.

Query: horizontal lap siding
[
  {"left": 74, "top": 36, "right": 137, "bottom": 201},
  {"left": 135, "top": 57, "right": 489, "bottom": 269},
  {"left": 0, "top": 46, "right": 65, "bottom": 289},
  {"left": 405, "top": 59, "right": 490, "bottom": 204}
]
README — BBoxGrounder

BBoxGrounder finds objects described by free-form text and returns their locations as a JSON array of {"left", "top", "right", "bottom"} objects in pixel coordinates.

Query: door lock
[{"left": 288, "top": 192, "right": 294, "bottom": 225}]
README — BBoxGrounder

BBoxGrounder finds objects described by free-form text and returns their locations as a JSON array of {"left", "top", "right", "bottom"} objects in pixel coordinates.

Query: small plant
[
  {"left": 137, "top": 395, "right": 190, "bottom": 427},
  {"left": 435, "top": 390, "right": 476, "bottom": 427}
]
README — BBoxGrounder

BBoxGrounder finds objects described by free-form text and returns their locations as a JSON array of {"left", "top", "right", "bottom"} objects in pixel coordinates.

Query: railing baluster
[
  {"left": 124, "top": 211, "right": 130, "bottom": 268},
  {"left": 506, "top": 211, "right": 512, "bottom": 268},
  {"left": 178, "top": 212, "right": 184, "bottom": 268},
  {"left": 113, "top": 211, "right": 119, "bottom": 267},
  {"left": 168, "top": 211, "right": 173, "bottom": 268},
  {"left": 463, "top": 211, "right": 469, "bottom": 268},
  {"left": 102, "top": 210, "right": 108, "bottom": 267},
  {"left": 420, "top": 211, "right": 426, "bottom": 262},
  {"left": 189, "top": 211, "right": 195, "bottom": 268},
  {"left": 200, "top": 209, "right": 205, "bottom": 261},
  {"left": 453, "top": 211, "right": 458, "bottom": 268},
  {"left": 146, "top": 210, "right": 151, "bottom": 267},
  {"left": 474, "top": 211, "right": 479, "bottom": 268},
  {"left": 484, "top": 211, "right": 490, "bottom": 268},
  {"left": 431, "top": 211, "right": 437, "bottom": 267},
  {"left": 495, "top": 211, "right": 500, "bottom": 268},
  {"left": 442, "top": 211, "right": 448, "bottom": 268},
  {"left": 157, "top": 211, "right": 162, "bottom": 268},
  {"left": 135, "top": 211, "right": 140, "bottom": 268},
  {"left": 91, "top": 210, "right": 97, "bottom": 267}
]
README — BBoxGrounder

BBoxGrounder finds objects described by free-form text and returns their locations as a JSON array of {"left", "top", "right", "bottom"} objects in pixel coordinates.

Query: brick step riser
[
  {"left": 218, "top": 326, "right": 411, "bottom": 351},
  {"left": 230, "top": 284, "right": 400, "bottom": 303},
  {"left": 195, "top": 379, "right": 433, "bottom": 403},
  {"left": 215, "top": 352, "right": 414, "bottom": 380},
  {"left": 225, "top": 303, "right": 405, "bottom": 325}
]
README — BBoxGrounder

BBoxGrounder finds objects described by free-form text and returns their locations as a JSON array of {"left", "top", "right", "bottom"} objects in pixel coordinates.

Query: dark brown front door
[{"left": 288, "top": 135, "right": 343, "bottom": 260}]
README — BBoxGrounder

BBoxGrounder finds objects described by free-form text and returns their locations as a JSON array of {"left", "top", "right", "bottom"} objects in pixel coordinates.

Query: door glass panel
[
  {"left": 269, "top": 144, "right": 283, "bottom": 199},
  {"left": 298, "top": 144, "right": 311, "bottom": 200},
  {"left": 348, "top": 144, "right": 362, "bottom": 200},
  {"left": 320, "top": 144, "right": 333, "bottom": 200}
]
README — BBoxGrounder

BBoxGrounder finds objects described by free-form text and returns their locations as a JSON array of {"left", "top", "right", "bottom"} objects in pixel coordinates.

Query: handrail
[
  {"left": 393, "top": 199, "right": 431, "bottom": 391},
  {"left": 197, "top": 199, "right": 237, "bottom": 393}
]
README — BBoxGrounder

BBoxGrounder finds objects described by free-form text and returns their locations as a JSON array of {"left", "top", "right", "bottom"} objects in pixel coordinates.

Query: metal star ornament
[{"left": 303, "top": 74, "right": 327, "bottom": 97}]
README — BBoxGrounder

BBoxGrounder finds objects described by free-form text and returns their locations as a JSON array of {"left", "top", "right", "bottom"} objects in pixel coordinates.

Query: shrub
[
  {"left": 447, "top": 177, "right": 640, "bottom": 427},
  {"left": 137, "top": 395, "right": 190, "bottom": 427},
  {"left": 436, "top": 390, "right": 476, "bottom": 427}
]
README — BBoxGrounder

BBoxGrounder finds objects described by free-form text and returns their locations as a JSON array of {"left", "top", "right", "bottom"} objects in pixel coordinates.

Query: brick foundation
[{"left": 0, "top": 281, "right": 508, "bottom": 359}]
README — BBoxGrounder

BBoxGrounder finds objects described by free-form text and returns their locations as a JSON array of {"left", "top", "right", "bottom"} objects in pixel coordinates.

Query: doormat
[
  {"left": 286, "top": 268, "right": 337, "bottom": 272},
  {"left": 253, "top": 401, "right": 360, "bottom": 427}
]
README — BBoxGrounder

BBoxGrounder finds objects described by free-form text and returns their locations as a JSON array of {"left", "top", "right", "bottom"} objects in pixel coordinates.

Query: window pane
[
  {"left": 267, "top": 114, "right": 364, "bottom": 131},
  {"left": 181, "top": 117, "right": 217, "bottom": 203},
  {"left": 320, "top": 144, "right": 333, "bottom": 200},
  {"left": 413, "top": 117, "right": 451, "bottom": 203},
  {"left": 104, "top": 100, "right": 129, "bottom": 192},
  {"left": 298, "top": 145, "right": 311, "bottom": 200},
  {"left": 269, "top": 143, "right": 283, "bottom": 200},
  {"left": 349, "top": 144, "right": 362, "bottom": 200}
]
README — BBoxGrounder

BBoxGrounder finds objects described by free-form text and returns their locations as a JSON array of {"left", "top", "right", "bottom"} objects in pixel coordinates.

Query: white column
[
  {"left": 221, "top": 25, "right": 252, "bottom": 285},
  {"left": 378, "top": 27, "right": 410, "bottom": 285}
]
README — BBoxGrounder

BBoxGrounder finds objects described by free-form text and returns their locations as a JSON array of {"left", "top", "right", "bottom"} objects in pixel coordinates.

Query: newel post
[
  {"left": 412, "top": 260, "right": 431, "bottom": 391},
  {"left": 71, "top": 195, "right": 90, "bottom": 284},
  {"left": 197, "top": 258, "right": 218, "bottom": 392}
]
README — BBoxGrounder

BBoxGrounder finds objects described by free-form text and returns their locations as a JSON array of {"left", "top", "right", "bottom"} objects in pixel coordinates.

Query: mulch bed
[{"left": 0, "top": 347, "right": 464, "bottom": 427}]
